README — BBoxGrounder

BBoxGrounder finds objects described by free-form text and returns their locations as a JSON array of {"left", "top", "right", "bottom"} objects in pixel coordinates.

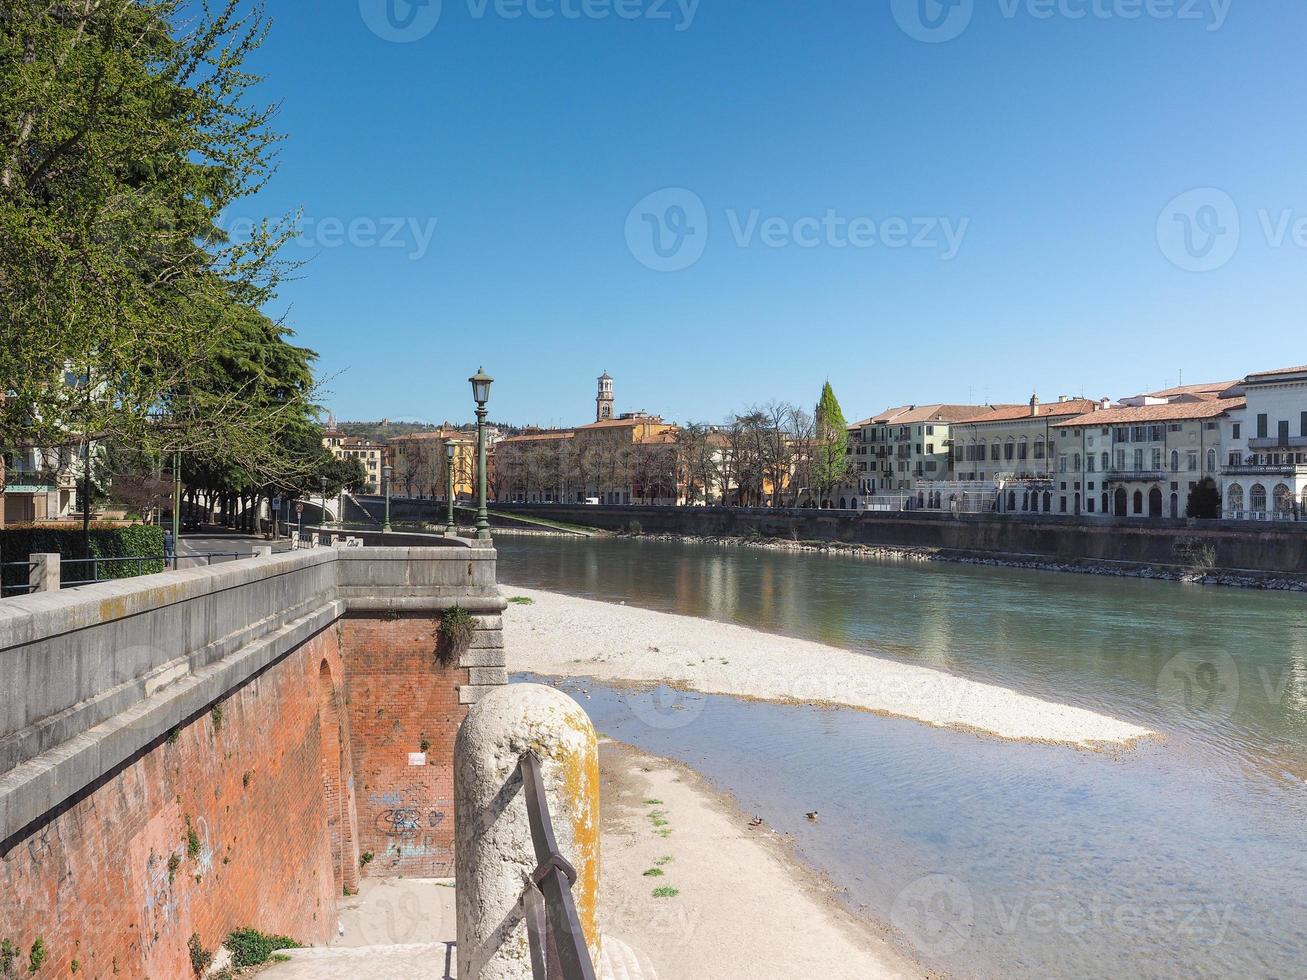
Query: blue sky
[{"left": 228, "top": 0, "right": 1307, "bottom": 427}]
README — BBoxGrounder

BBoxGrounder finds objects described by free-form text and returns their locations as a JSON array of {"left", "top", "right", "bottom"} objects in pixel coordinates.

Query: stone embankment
[{"left": 620, "top": 531, "right": 1307, "bottom": 592}]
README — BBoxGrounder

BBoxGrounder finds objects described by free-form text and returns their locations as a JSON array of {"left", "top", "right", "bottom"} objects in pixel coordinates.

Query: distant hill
[{"left": 337, "top": 420, "right": 523, "bottom": 442}]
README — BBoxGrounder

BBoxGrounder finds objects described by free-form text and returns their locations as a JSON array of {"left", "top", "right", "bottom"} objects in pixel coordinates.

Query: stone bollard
[
  {"left": 455, "top": 683, "right": 600, "bottom": 980},
  {"left": 253, "top": 545, "right": 273, "bottom": 559},
  {"left": 28, "top": 553, "right": 60, "bottom": 593}
]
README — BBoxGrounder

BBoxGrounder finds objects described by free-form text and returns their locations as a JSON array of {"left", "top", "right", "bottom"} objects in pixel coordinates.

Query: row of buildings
[
  {"left": 489, "top": 365, "right": 1307, "bottom": 523},
  {"left": 845, "top": 365, "right": 1307, "bottom": 521}
]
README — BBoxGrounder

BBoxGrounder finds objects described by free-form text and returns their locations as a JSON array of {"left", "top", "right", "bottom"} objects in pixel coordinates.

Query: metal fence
[
  {"left": 518, "top": 751, "right": 596, "bottom": 980},
  {"left": 0, "top": 551, "right": 254, "bottom": 597}
]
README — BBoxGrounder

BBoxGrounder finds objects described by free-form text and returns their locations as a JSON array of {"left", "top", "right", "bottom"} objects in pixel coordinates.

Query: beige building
[
  {"left": 846, "top": 404, "right": 1007, "bottom": 507},
  {"left": 1050, "top": 397, "right": 1236, "bottom": 518},
  {"left": 1219, "top": 364, "right": 1307, "bottom": 521},
  {"left": 1, "top": 445, "right": 80, "bottom": 523},
  {"left": 389, "top": 428, "right": 477, "bottom": 500},
  {"left": 322, "top": 421, "right": 390, "bottom": 494}
]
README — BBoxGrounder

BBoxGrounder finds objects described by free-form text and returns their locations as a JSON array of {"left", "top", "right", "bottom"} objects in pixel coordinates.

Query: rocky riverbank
[
  {"left": 501, "top": 586, "right": 1153, "bottom": 748},
  {"left": 614, "top": 531, "right": 1307, "bottom": 592}
]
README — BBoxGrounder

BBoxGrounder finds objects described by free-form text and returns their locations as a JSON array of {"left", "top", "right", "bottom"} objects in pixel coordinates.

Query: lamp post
[
  {"left": 469, "top": 367, "right": 493, "bottom": 541},
  {"left": 445, "top": 441, "right": 457, "bottom": 535},
  {"left": 319, "top": 476, "right": 328, "bottom": 525},
  {"left": 382, "top": 464, "right": 393, "bottom": 533}
]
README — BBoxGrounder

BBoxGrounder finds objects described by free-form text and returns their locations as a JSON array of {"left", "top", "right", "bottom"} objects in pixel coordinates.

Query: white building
[{"left": 1219, "top": 364, "right": 1307, "bottom": 521}]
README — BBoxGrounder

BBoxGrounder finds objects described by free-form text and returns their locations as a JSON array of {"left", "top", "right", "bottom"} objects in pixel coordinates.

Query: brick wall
[
  {"left": 341, "top": 613, "right": 469, "bottom": 879},
  {"left": 0, "top": 626, "right": 349, "bottom": 979}
]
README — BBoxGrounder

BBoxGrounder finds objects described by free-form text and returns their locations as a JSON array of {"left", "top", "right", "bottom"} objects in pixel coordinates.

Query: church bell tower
[{"left": 596, "top": 372, "right": 614, "bottom": 422}]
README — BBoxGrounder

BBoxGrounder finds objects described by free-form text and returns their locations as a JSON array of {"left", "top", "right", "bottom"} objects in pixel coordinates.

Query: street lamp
[
  {"left": 319, "top": 476, "right": 328, "bottom": 525},
  {"left": 469, "top": 367, "right": 493, "bottom": 540},
  {"left": 382, "top": 464, "right": 393, "bottom": 533},
  {"left": 445, "top": 441, "right": 457, "bottom": 535}
]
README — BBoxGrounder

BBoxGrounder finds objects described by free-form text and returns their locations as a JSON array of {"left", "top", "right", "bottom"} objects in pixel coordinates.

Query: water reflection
[{"left": 496, "top": 536, "right": 1307, "bottom": 784}]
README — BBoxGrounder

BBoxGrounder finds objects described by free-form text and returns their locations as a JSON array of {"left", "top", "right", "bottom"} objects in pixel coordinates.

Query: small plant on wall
[{"left": 435, "top": 606, "right": 476, "bottom": 665}]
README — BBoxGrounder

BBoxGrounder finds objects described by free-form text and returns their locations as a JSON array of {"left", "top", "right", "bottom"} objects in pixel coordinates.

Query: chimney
[
  {"left": 1100, "top": 397, "right": 1111, "bottom": 410},
  {"left": 1058, "top": 395, "right": 1069, "bottom": 403},
  {"left": 1029, "top": 392, "right": 1040, "bottom": 417}
]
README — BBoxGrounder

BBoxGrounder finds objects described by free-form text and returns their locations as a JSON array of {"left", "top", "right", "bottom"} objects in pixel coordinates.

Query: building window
[
  {"left": 1301, "top": 412, "right": 1307, "bottom": 438},
  {"left": 1258, "top": 414, "right": 1269, "bottom": 439},
  {"left": 1233, "top": 422, "right": 1241, "bottom": 439},
  {"left": 1086, "top": 455, "right": 1096, "bottom": 473},
  {"left": 1206, "top": 449, "right": 1216, "bottom": 472},
  {"left": 1059, "top": 455, "right": 1067, "bottom": 473},
  {"left": 1170, "top": 450, "right": 1179, "bottom": 472},
  {"left": 1251, "top": 484, "right": 1267, "bottom": 513},
  {"left": 1280, "top": 420, "right": 1291, "bottom": 444},
  {"left": 1152, "top": 448, "right": 1163, "bottom": 470},
  {"left": 1034, "top": 441, "right": 1045, "bottom": 460},
  {"left": 1227, "top": 483, "right": 1244, "bottom": 514},
  {"left": 1134, "top": 448, "right": 1144, "bottom": 470}
]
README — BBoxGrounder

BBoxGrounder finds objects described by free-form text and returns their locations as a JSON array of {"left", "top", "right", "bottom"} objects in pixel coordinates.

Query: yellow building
[{"left": 389, "top": 429, "right": 477, "bottom": 500}]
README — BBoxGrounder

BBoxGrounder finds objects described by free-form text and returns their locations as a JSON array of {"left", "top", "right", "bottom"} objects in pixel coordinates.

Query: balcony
[
  {"left": 1222, "top": 462, "right": 1307, "bottom": 477},
  {"left": 1248, "top": 436, "right": 1307, "bottom": 450},
  {"left": 1103, "top": 470, "right": 1167, "bottom": 483}
]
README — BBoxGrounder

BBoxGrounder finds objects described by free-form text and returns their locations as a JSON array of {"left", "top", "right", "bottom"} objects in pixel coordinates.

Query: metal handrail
[
  {"left": 517, "top": 752, "right": 596, "bottom": 980},
  {"left": 0, "top": 560, "right": 38, "bottom": 597}
]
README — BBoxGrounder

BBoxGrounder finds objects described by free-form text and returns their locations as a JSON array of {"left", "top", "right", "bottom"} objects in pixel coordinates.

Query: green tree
[
  {"left": 811, "top": 382, "right": 849, "bottom": 504},
  {"left": 0, "top": 0, "right": 295, "bottom": 460},
  {"left": 1186, "top": 477, "right": 1222, "bottom": 519}
]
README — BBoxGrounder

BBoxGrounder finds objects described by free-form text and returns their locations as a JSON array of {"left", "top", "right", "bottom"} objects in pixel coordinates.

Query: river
[{"left": 495, "top": 534, "right": 1307, "bottom": 979}]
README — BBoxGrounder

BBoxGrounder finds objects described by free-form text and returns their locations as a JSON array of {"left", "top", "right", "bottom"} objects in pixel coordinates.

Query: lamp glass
[{"left": 469, "top": 367, "right": 494, "bottom": 405}]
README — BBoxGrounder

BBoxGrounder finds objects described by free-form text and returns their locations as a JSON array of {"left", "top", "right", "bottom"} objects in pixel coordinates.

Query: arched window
[
  {"left": 1114, "top": 488, "right": 1128, "bottom": 516},
  {"left": 1101, "top": 492, "right": 1109, "bottom": 514},
  {"left": 1206, "top": 449, "right": 1217, "bottom": 472},
  {"left": 1301, "top": 487, "right": 1307, "bottom": 516},
  {"left": 1274, "top": 484, "right": 1292, "bottom": 515},
  {"left": 1043, "top": 491, "right": 1052, "bottom": 512},
  {"left": 1227, "top": 483, "right": 1244, "bottom": 515},
  {"left": 1073, "top": 454, "right": 1081, "bottom": 471},
  {"left": 1101, "top": 452, "right": 1110, "bottom": 472},
  {"left": 1008, "top": 490, "right": 1017, "bottom": 511},
  {"left": 1251, "top": 484, "right": 1267, "bottom": 513},
  {"left": 1170, "top": 451, "right": 1180, "bottom": 472},
  {"left": 1149, "top": 487, "right": 1163, "bottom": 517},
  {"left": 1133, "top": 490, "right": 1144, "bottom": 515}
]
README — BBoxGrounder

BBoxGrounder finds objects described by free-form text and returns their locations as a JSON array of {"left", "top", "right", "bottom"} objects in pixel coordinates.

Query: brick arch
[{"left": 318, "top": 659, "right": 360, "bottom": 894}]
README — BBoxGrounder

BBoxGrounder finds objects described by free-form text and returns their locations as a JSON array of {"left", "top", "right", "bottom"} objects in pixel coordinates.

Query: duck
[{"left": 805, "top": 811, "right": 819, "bottom": 821}]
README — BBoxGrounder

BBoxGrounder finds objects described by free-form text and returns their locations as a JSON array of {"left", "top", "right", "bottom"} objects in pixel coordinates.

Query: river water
[{"left": 496, "top": 534, "right": 1307, "bottom": 979}]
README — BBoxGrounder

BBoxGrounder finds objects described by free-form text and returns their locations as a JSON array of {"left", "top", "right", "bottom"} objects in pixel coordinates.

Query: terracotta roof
[
  {"left": 1247, "top": 364, "right": 1307, "bottom": 380},
  {"left": 1147, "top": 381, "right": 1237, "bottom": 398},
  {"left": 496, "top": 431, "right": 574, "bottom": 445},
  {"left": 957, "top": 399, "right": 1104, "bottom": 425},
  {"left": 854, "top": 404, "right": 1005, "bottom": 427},
  {"left": 1052, "top": 398, "right": 1245, "bottom": 427},
  {"left": 574, "top": 416, "right": 666, "bottom": 430}
]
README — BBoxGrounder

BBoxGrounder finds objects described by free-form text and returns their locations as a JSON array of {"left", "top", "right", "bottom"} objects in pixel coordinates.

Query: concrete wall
[
  {"left": 503, "top": 504, "right": 1307, "bottom": 574},
  {"left": 0, "top": 544, "right": 507, "bottom": 977}
]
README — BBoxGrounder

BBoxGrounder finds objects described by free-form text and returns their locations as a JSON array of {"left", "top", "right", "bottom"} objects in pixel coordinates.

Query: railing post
[
  {"left": 29, "top": 553, "right": 60, "bottom": 593},
  {"left": 455, "top": 683, "right": 600, "bottom": 980}
]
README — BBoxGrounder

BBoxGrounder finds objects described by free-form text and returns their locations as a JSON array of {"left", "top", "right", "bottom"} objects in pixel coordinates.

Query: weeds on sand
[
  {"left": 643, "top": 868, "right": 664, "bottom": 877},
  {"left": 652, "top": 887, "right": 680, "bottom": 898},
  {"left": 508, "top": 596, "right": 534, "bottom": 605}
]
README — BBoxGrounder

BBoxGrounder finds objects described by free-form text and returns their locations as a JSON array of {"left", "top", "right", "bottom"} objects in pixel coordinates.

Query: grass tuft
[{"left": 652, "top": 887, "right": 680, "bottom": 899}]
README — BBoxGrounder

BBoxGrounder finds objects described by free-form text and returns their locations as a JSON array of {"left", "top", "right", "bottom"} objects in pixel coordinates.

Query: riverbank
[
  {"left": 611, "top": 530, "right": 1307, "bottom": 591},
  {"left": 502, "top": 587, "right": 1152, "bottom": 748},
  {"left": 597, "top": 740, "right": 927, "bottom": 980}
]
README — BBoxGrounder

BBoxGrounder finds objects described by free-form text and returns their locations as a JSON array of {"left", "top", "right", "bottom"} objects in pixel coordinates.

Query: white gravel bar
[{"left": 502, "top": 587, "right": 1154, "bottom": 748}]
